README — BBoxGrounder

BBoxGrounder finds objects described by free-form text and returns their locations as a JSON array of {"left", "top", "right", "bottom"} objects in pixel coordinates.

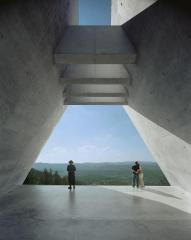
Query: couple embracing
[{"left": 132, "top": 161, "right": 144, "bottom": 188}]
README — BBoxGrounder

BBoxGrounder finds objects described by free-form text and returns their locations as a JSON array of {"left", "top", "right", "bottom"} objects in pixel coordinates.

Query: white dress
[{"left": 139, "top": 167, "right": 144, "bottom": 188}]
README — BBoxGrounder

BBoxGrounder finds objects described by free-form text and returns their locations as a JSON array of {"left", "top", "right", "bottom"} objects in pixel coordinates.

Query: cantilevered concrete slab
[
  {"left": 61, "top": 64, "right": 129, "bottom": 105},
  {"left": 61, "top": 64, "right": 130, "bottom": 85},
  {"left": 63, "top": 92, "right": 127, "bottom": 97},
  {"left": 61, "top": 78, "right": 129, "bottom": 85},
  {"left": 55, "top": 26, "right": 137, "bottom": 64},
  {"left": 62, "top": 64, "right": 130, "bottom": 79},
  {"left": 63, "top": 84, "right": 128, "bottom": 102},
  {"left": 1, "top": 186, "right": 191, "bottom": 240},
  {"left": 64, "top": 98, "right": 128, "bottom": 105}
]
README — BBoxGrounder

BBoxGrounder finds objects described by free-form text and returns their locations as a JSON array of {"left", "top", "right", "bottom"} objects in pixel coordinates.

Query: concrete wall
[
  {"left": 117, "top": 1, "right": 191, "bottom": 192},
  {"left": 111, "top": 0, "right": 156, "bottom": 25},
  {"left": 124, "top": 106, "right": 191, "bottom": 192},
  {"left": 68, "top": 0, "right": 79, "bottom": 25},
  {"left": 0, "top": 0, "right": 78, "bottom": 194}
]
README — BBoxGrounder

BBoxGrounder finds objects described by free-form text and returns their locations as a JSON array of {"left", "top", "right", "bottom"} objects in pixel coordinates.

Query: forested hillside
[{"left": 24, "top": 162, "right": 169, "bottom": 186}]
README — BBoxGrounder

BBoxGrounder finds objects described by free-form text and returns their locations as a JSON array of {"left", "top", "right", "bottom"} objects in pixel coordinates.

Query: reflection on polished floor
[{"left": 0, "top": 186, "right": 191, "bottom": 240}]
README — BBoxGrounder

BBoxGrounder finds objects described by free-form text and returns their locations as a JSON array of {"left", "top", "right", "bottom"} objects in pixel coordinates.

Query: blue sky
[
  {"left": 36, "top": 0, "right": 154, "bottom": 164},
  {"left": 79, "top": 0, "right": 111, "bottom": 25},
  {"left": 36, "top": 106, "right": 154, "bottom": 163}
]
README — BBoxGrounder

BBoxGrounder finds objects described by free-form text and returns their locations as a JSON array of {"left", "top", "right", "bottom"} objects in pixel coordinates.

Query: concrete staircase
[{"left": 55, "top": 26, "right": 136, "bottom": 105}]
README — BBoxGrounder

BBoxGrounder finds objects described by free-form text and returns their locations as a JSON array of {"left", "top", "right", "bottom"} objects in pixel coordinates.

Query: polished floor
[{"left": 0, "top": 186, "right": 191, "bottom": 240}]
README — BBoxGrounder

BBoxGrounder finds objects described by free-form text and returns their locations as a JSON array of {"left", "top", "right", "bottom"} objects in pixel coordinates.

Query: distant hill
[{"left": 31, "top": 162, "right": 169, "bottom": 186}]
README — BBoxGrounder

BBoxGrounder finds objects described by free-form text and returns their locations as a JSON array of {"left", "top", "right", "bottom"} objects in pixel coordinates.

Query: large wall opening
[
  {"left": 22, "top": 0, "right": 169, "bottom": 188},
  {"left": 24, "top": 106, "right": 169, "bottom": 186},
  {"left": 2, "top": 1, "right": 191, "bottom": 239}
]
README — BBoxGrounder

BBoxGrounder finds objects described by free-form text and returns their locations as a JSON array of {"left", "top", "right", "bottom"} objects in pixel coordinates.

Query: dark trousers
[{"left": 68, "top": 174, "right": 75, "bottom": 186}]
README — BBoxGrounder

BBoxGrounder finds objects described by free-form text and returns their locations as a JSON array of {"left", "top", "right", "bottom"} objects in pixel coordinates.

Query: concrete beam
[
  {"left": 62, "top": 64, "right": 130, "bottom": 78},
  {"left": 61, "top": 78, "right": 129, "bottom": 85},
  {"left": 63, "top": 92, "right": 128, "bottom": 98},
  {"left": 55, "top": 26, "right": 137, "bottom": 64},
  {"left": 64, "top": 100, "right": 128, "bottom": 105},
  {"left": 64, "top": 96, "right": 128, "bottom": 105}
]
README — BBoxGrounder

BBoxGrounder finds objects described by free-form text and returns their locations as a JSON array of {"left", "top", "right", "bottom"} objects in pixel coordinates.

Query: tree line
[
  {"left": 24, "top": 165, "right": 169, "bottom": 186},
  {"left": 23, "top": 168, "right": 68, "bottom": 185}
]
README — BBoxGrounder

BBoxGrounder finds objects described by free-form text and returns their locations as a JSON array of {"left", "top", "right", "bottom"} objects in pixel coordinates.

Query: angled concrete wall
[
  {"left": 111, "top": 0, "right": 156, "bottom": 25},
  {"left": 122, "top": 0, "right": 191, "bottom": 146},
  {"left": 116, "top": 1, "right": 191, "bottom": 192},
  {"left": 0, "top": 0, "right": 78, "bottom": 194},
  {"left": 124, "top": 106, "right": 191, "bottom": 192}
]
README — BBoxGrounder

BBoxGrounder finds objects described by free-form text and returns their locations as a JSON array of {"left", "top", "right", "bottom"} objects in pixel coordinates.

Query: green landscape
[{"left": 24, "top": 162, "right": 169, "bottom": 186}]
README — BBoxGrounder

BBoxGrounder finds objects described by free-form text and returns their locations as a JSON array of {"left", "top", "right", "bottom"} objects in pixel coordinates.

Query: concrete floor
[{"left": 0, "top": 186, "right": 191, "bottom": 240}]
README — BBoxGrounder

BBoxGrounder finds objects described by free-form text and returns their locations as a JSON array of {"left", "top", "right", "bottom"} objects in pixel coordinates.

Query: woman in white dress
[{"left": 139, "top": 165, "right": 145, "bottom": 188}]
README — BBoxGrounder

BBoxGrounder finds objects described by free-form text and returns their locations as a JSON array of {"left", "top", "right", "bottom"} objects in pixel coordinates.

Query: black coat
[{"left": 67, "top": 165, "right": 76, "bottom": 185}]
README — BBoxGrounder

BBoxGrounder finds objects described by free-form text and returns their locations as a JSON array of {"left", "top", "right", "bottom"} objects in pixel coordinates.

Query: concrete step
[
  {"left": 60, "top": 64, "right": 130, "bottom": 105},
  {"left": 55, "top": 26, "right": 137, "bottom": 64},
  {"left": 64, "top": 102, "right": 128, "bottom": 105},
  {"left": 60, "top": 64, "right": 130, "bottom": 85},
  {"left": 63, "top": 92, "right": 128, "bottom": 98},
  {"left": 61, "top": 78, "right": 129, "bottom": 85},
  {"left": 62, "top": 64, "right": 130, "bottom": 79},
  {"left": 64, "top": 98, "right": 128, "bottom": 105}
]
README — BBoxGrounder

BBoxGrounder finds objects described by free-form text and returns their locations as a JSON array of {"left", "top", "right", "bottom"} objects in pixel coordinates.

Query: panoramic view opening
[
  {"left": 24, "top": 0, "right": 169, "bottom": 187},
  {"left": 24, "top": 106, "right": 169, "bottom": 186},
  {"left": 2, "top": 0, "right": 191, "bottom": 239}
]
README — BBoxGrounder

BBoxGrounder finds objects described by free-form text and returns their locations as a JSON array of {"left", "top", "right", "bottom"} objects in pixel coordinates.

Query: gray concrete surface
[
  {"left": 61, "top": 64, "right": 129, "bottom": 104},
  {"left": 124, "top": 106, "right": 191, "bottom": 192},
  {"left": 55, "top": 26, "right": 137, "bottom": 64},
  {"left": 64, "top": 98, "right": 128, "bottom": 105},
  {"left": 1, "top": 186, "right": 191, "bottom": 240},
  {"left": 63, "top": 64, "right": 130, "bottom": 78},
  {"left": 114, "top": 1, "right": 191, "bottom": 192},
  {"left": 122, "top": 0, "right": 191, "bottom": 147},
  {"left": 111, "top": 0, "right": 156, "bottom": 25},
  {"left": 55, "top": 26, "right": 135, "bottom": 105},
  {"left": 0, "top": 0, "right": 79, "bottom": 194}
]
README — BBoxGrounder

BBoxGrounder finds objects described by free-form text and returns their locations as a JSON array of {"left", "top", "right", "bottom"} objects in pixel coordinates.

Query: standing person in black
[
  {"left": 67, "top": 160, "right": 76, "bottom": 190},
  {"left": 132, "top": 161, "right": 140, "bottom": 188}
]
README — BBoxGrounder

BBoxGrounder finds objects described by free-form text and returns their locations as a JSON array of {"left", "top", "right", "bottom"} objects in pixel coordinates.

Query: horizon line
[{"left": 35, "top": 160, "right": 155, "bottom": 164}]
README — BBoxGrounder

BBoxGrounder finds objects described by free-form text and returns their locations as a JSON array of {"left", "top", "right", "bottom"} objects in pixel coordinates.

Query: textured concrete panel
[
  {"left": 63, "top": 64, "right": 130, "bottom": 79},
  {"left": 122, "top": 1, "right": 191, "bottom": 144},
  {"left": 61, "top": 64, "right": 130, "bottom": 104},
  {"left": 64, "top": 97, "right": 128, "bottom": 105},
  {"left": 124, "top": 106, "right": 191, "bottom": 192},
  {"left": 111, "top": 0, "right": 156, "bottom": 25},
  {"left": 55, "top": 26, "right": 137, "bottom": 64},
  {"left": 116, "top": 1, "right": 191, "bottom": 192},
  {"left": 61, "top": 78, "right": 129, "bottom": 85},
  {"left": 0, "top": 0, "right": 77, "bottom": 194}
]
